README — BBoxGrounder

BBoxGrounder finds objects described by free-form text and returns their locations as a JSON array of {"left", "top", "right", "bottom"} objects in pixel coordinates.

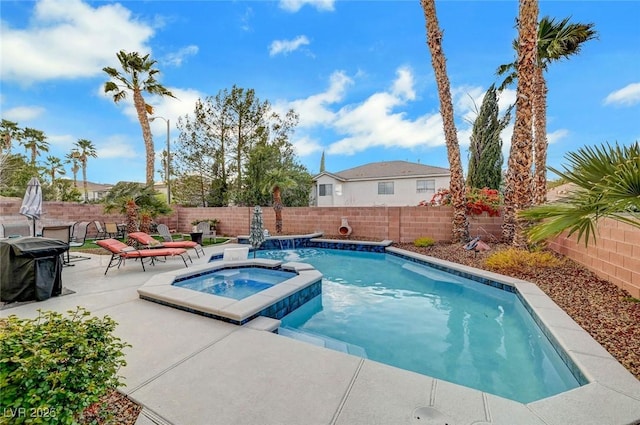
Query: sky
[{"left": 1, "top": 0, "right": 639, "bottom": 185}]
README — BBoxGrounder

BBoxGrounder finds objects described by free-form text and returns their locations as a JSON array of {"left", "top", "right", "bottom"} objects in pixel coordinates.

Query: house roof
[{"left": 314, "top": 160, "right": 450, "bottom": 181}]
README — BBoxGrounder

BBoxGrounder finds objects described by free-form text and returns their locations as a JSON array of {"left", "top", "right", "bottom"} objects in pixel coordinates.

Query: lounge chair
[
  {"left": 95, "top": 238, "right": 189, "bottom": 275},
  {"left": 128, "top": 231, "right": 203, "bottom": 259}
]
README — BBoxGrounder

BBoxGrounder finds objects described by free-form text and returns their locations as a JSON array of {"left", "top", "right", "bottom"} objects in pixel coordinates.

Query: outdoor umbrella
[
  {"left": 19, "top": 177, "right": 43, "bottom": 237},
  {"left": 249, "top": 206, "right": 266, "bottom": 258}
]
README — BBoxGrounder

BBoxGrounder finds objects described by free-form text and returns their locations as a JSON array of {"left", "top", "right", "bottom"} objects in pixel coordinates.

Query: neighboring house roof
[{"left": 314, "top": 160, "right": 450, "bottom": 182}]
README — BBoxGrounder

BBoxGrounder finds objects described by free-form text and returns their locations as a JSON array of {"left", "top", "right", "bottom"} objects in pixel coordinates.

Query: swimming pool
[
  {"left": 173, "top": 267, "right": 296, "bottom": 300},
  {"left": 256, "top": 248, "right": 582, "bottom": 403}
]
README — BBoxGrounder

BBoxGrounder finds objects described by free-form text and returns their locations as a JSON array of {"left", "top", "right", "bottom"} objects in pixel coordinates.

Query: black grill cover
[{"left": 0, "top": 237, "right": 68, "bottom": 302}]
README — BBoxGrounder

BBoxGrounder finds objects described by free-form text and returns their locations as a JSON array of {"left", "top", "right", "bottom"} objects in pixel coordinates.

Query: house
[{"left": 312, "top": 160, "right": 450, "bottom": 206}]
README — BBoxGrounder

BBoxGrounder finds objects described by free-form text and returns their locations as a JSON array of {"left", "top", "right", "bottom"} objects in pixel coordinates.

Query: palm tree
[
  {"left": 501, "top": 0, "right": 539, "bottom": 247},
  {"left": 44, "top": 155, "right": 66, "bottom": 200},
  {"left": 74, "top": 139, "right": 97, "bottom": 202},
  {"left": 20, "top": 127, "right": 49, "bottom": 166},
  {"left": 103, "top": 50, "right": 176, "bottom": 186},
  {"left": 65, "top": 150, "right": 81, "bottom": 187},
  {"left": 0, "top": 119, "right": 21, "bottom": 153},
  {"left": 499, "top": 17, "right": 597, "bottom": 205},
  {"left": 521, "top": 142, "right": 640, "bottom": 246},
  {"left": 420, "top": 0, "right": 469, "bottom": 243},
  {"left": 262, "top": 168, "right": 297, "bottom": 234}
]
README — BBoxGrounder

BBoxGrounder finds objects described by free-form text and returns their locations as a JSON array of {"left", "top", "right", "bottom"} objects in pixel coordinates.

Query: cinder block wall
[
  {"left": 2, "top": 199, "right": 636, "bottom": 296},
  {"left": 548, "top": 218, "right": 640, "bottom": 298}
]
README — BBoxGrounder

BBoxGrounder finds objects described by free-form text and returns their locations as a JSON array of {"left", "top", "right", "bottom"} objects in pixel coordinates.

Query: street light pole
[{"left": 150, "top": 116, "right": 171, "bottom": 204}]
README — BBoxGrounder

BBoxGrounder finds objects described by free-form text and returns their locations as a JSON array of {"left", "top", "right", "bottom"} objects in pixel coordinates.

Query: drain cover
[{"left": 411, "top": 407, "right": 456, "bottom": 425}]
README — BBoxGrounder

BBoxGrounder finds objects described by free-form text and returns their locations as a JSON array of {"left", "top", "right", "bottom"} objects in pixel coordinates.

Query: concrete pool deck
[{"left": 1, "top": 243, "right": 639, "bottom": 425}]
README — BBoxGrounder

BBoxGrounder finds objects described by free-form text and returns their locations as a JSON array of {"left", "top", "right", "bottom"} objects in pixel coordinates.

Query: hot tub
[{"left": 137, "top": 259, "right": 322, "bottom": 325}]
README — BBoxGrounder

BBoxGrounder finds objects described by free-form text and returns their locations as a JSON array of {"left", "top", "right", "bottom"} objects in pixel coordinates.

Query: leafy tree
[
  {"left": 102, "top": 181, "right": 171, "bottom": 218},
  {"left": 498, "top": 16, "right": 597, "bottom": 205},
  {"left": 74, "top": 139, "right": 97, "bottom": 202},
  {"left": 56, "top": 179, "right": 83, "bottom": 202},
  {"left": 0, "top": 153, "right": 39, "bottom": 197},
  {"left": 420, "top": 0, "right": 469, "bottom": 243},
  {"left": 20, "top": 127, "right": 49, "bottom": 166},
  {"left": 467, "top": 84, "right": 511, "bottom": 190},
  {"left": 502, "top": 0, "right": 538, "bottom": 248},
  {"left": 521, "top": 142, "right": 639, "bottom": 246},
  {"left": 103, "top": 50, "right": 176, "bottom": 186}
]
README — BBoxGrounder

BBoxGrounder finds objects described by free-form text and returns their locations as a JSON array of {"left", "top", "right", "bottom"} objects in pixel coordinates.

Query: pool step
[{"left": 278, "top": 326, "right": 367, "bottom": 358}]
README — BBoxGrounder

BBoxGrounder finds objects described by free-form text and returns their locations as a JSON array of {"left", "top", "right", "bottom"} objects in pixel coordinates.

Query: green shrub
[
  {"left": 484, "top": 248, "right": 563, "bottom": 272},
  {"left": 0, "top": 307, "right": 130, "bottom": 424},
  {"left": 414, "top": 236, "right": 436, "bottom": 247}
]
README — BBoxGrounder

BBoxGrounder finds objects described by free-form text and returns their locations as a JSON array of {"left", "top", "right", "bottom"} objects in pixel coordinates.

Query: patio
[{"left": 2, "top": 243, "right": 639, "bottom": 425}]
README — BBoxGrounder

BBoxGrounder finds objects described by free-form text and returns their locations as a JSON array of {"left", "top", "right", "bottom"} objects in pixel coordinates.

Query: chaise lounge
[
  {"left": 95, "top": 238, "right": 189, "bottom": 275},
  {"left": 128, "top": 231, "right": 204, "bottom": 258}
]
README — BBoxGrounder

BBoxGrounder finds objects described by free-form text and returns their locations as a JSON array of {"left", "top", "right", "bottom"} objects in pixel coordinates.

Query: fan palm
[
  {"left": 498, "top": 16, "right": 597, "bottom": 205},
  {"left": 103, "top": 50, "right": 175, "bottom": 186},
  {"left": 43, "top": 155, "right": 66, "bottom": 200},
  {"left": 420, "top": 0, "right": 468, "bottom": 243},
  {"left": 74, "top": 139, "right": 97, "bottom": 202},
  {"left": 262, "top": 168, "right": 297, "bottom": 234},
  {"left": 20, "top": 127, "right": 49, "bottom": 166},
  {"left": 502, "top": 0, "right": 539, "bottom": 247},
  {"left": 520, "top": 142, "right": 640, "bottom": 246},
  {"left": 0, "top": 119, "right": 20, "bottom": 153}
]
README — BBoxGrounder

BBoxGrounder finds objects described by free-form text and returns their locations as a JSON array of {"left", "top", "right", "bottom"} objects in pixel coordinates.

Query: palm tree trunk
[
  {"left": 133, "top": 88, "right": 155, "bottom": 187},
  {"left": 532, "top": 66, "right": 548, "bottom": 205},
  {"left": 82, "top": 160, "right": 88, "bottom": 202},
  {"left": 273, "top": 186, "right": 284, "bottom": 234},
  {"left": 420, "top": 0, "right": 468, "bottom": 243},
  {"left": 502, "top": 0, "right": 538, "bottom": 247}
]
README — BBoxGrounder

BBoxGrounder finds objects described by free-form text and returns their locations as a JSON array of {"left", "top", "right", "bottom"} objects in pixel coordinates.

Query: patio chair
[
  {"left": 196, "top": 221, "right": 216, "bottom": 244},
  {"left": 129, "top": 231, "right": 202, "bottom": 259},
  {"left": 94, "top": 221, "right": 107, "bottom": 239},
  {"left": 1, "top": 222, "right": 31, "bottom": 238},
  {"left": 157, "top": 223, "right": 177, "bottom": 242},
  {"left": 68, "top": 221, "right": 91, "bottom": 263},
  {"left": 104, "top": 222, "right": 120, "bottom": 238},
  {"left": 95, "top": 238, "right": 189, "bottom": 275}
]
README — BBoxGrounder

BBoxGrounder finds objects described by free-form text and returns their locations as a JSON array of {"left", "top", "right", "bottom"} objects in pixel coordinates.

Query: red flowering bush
[{"left": 419, "top": 187, "right": 502, "bottom": 217}]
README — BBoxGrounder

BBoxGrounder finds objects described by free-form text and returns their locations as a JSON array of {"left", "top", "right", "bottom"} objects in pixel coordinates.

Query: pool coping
[
  {"left": 385, "top": 247, "right": 640, "bottom": 424},
  {"left": 137, "top": 259, "right": 322, "bottom": 325}
]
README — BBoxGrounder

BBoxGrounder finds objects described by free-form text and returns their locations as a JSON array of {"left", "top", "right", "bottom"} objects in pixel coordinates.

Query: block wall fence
[{"left": 1, "top": 199, "right": 637, "bottom": 297}]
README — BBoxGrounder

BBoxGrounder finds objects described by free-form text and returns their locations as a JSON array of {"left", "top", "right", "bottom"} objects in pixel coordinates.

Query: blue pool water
[
  {"left": 256, "top": 248, "right": 581, "bottom": 403},
  {"left": 174, "top": 267, "right": 295, "bottom": 300}
]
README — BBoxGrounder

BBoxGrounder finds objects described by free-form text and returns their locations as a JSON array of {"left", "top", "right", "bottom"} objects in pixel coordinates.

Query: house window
[
  {"left": 319, "top": 184, "right": 333, "bottom": 196},
  {"left": 416, "top": 179, "right": 435, "bottom": 193},
  {"left": 378, "top": 182, "right": 394, "bottom": 195}
]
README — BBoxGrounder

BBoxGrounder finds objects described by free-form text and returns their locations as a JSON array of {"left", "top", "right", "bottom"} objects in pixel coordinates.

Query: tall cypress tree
[
  {"left": 319, "top": 150, "right": 326, "bottom": 172},
  {"left": 467, "top": 84, "right": 511, "bottom": 190}
]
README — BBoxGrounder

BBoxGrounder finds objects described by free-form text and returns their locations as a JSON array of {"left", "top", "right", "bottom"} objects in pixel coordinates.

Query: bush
[
  {"left": 0, "top": 307, "right": 130, "bottom": 424},
  {"left": 421, "top": 187, "right": 502, "bottom": 217},
  {"left": 414, "top": 237, "right": 436, "bottom": 247},
  {"left": 484, "top": 248, "right": 563, "bottom": 273}
]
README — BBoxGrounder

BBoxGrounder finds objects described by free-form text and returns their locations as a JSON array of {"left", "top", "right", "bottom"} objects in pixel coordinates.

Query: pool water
[
  {"left": 173, "top": 267, "right": 295, "bottom": 300},
  {"left": 256, "top": 248, "right": 581, "bottom": 403}
]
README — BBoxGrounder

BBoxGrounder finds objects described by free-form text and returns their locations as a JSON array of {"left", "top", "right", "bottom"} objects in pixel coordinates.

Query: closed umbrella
[{"left": 20, "top": 177, "right": 43, "bottom": 236}]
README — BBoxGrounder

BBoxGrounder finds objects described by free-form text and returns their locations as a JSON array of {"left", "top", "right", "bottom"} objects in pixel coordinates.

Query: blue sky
[{"left": 1, "top": 0, "right": 639, "bottom": 185}]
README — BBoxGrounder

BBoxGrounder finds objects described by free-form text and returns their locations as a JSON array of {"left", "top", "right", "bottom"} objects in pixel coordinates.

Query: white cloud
[
  {"left": 162, "top": 45, "right": 199, "bottom": 67},
  {"left": 269, "top": 35, "right": 310, "bottom": 57},
  {"left": 604, "top": 82, "right": 640, "bottom": 106},
  {"left": 291, "top": 136, "right": 323, "bottom": 157},
  {"left": 1, "top": 106, "right": 46, "bottom": 122},
  {"left": 279, "top": 0, "right": 335, "bottom": 13},
  {"left": 97, "top": 135, "right": 140, "bottom": 159},
  {"left": 547, "top": 129, "right": 569, "bottom": 145},
  {"left": 0, "top": 0, "right": 154, "bottom": 83}
]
